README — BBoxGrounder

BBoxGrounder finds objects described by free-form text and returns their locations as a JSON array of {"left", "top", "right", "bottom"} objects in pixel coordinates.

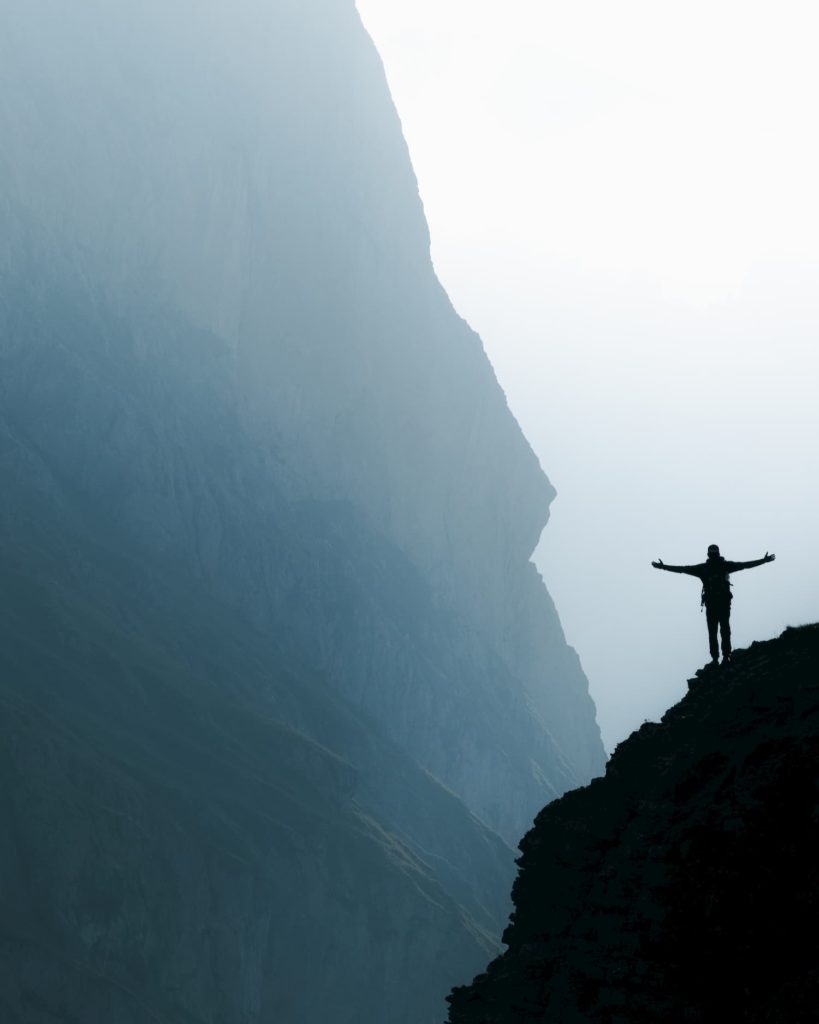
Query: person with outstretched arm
[{"left": 652, "top": 544, "right": 775, "bottom": 665}]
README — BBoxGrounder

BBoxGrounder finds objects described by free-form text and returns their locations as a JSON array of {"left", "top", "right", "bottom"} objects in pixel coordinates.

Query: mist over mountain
[
  {"left": 448, "top": 625, "right": 819, "bottom": 1023},
  {"left": 0, "top": 1, "right": 604, "bottom": 1019}
]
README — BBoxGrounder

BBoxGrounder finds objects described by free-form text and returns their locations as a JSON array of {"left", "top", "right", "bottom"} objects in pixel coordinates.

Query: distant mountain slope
[
  {"left": 448, "top": 626, "right": 819, "bottom": 1023},
  {"left": 0, "top": 0, "right": 604, "bottom": 1018},
  {"left": 0, "top": 265, "right": 517, "bottom": 1023},
  {"left": 0, "top": 552, "right": 497, "bottom": 1024},
  {"left": 0, "top": 0, "right": 604, "bottom": 829}
]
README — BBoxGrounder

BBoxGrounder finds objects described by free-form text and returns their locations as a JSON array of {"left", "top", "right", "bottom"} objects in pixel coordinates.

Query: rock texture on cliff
[
  {"left": 448, "top": 625, "right": 819, "bottom": 1023},
  {"left": 0, "top": 1, "right": 604, "bottom": 1021}
]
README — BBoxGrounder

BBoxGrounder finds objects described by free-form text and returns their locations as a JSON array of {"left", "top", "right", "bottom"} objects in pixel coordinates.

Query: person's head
[{"left": 707, "top": 544, "right": 720, "bottom": 560}]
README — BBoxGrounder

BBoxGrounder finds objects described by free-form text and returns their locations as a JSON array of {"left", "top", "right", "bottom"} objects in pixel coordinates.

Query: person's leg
[
  {"left": 705, "top": 605, "right": 720, "bottom": 662},
  {"left": 720, "top": 604, "right": 732, "bottom": 658}
]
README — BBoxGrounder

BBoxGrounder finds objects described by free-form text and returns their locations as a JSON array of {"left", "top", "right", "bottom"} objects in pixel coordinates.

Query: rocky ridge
[{"left": 448, "top": 625, "right": 819, "bottom": 1023}]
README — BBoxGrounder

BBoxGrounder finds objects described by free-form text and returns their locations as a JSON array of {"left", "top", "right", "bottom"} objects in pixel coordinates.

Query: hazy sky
[{"left": 356, "top": 0, "right": 819, "bottom": 749}]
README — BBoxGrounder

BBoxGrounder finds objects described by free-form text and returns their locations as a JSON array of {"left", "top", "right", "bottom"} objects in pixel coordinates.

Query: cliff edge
[{"left": 448, "top": 625, "right": 819, "bottom": 1023}]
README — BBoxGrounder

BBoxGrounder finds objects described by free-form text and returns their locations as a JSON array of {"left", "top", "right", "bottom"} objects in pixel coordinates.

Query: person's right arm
[{"left": 652, "top": 559, "right": 702, "bottom": 576}]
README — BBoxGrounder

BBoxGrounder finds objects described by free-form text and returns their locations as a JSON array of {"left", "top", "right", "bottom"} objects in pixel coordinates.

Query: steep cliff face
[
  {"left": 0, "top": 262, "right": 520, "bottom": 1023},
  {"left": 0, "top": 0, "right": 603, "bottom": 827},
  {"left": 448, "top": 625, "right": 819, "bottom": 1023},
  {"left": 0, "top": 1, "right": 604, "bottom": 1019}
]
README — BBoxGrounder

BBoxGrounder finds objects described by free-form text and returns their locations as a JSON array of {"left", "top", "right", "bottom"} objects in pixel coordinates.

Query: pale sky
[{"left": 356, "top": 0, "right": 819, "bottom": 750}]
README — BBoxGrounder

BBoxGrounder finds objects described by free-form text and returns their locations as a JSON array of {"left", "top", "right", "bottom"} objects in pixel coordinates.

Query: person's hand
[
  {"left": 765, "top": 552, "right": 776, "bottom": 562},
  {"left": 652, "top": 559, "right": 664, "bottom": 568}
]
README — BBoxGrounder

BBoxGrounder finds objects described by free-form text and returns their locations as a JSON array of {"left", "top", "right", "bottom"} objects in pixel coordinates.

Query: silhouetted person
[{"left": 652, "top": 544, "right": 775, "bottom": 664}]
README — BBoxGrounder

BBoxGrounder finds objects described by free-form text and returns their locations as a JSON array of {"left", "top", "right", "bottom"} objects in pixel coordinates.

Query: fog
[{"left": 356, "top": 0, "right": 819, "bottom": 749}]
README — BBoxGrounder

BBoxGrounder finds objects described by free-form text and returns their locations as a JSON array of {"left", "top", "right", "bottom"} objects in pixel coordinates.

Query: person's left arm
[{"left": 726, "top": 552, "right": 776, "bottom": 573}]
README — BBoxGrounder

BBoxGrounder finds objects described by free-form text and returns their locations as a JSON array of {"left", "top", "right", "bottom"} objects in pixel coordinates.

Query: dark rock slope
[
  {"left": 448, "top": 625, "right": 819, "bottom": 1024},
  {"left": 0, "top": 1, "right": 604, "bottom": 1021}
]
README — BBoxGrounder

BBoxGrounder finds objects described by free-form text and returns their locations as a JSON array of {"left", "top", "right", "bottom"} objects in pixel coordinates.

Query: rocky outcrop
[
  {"left": 448, "top": 625, "right": 819, "bottom": 1023},
  {"left": 0, "top": 1, "right": 604, "bottom": 1019}
]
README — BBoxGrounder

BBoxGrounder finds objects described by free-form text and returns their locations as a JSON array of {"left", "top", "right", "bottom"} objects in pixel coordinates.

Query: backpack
[{"left": 701, "top": 560, "right": 732, "bottom": 607}]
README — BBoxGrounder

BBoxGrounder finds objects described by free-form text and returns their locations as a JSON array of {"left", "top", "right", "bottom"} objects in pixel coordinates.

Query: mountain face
[
  {"left": 0, "top": 2, "right": 604, "bottom": 1021},
  {"left": 448, "top": 625, "right": 819, "bottom": 1024}
]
